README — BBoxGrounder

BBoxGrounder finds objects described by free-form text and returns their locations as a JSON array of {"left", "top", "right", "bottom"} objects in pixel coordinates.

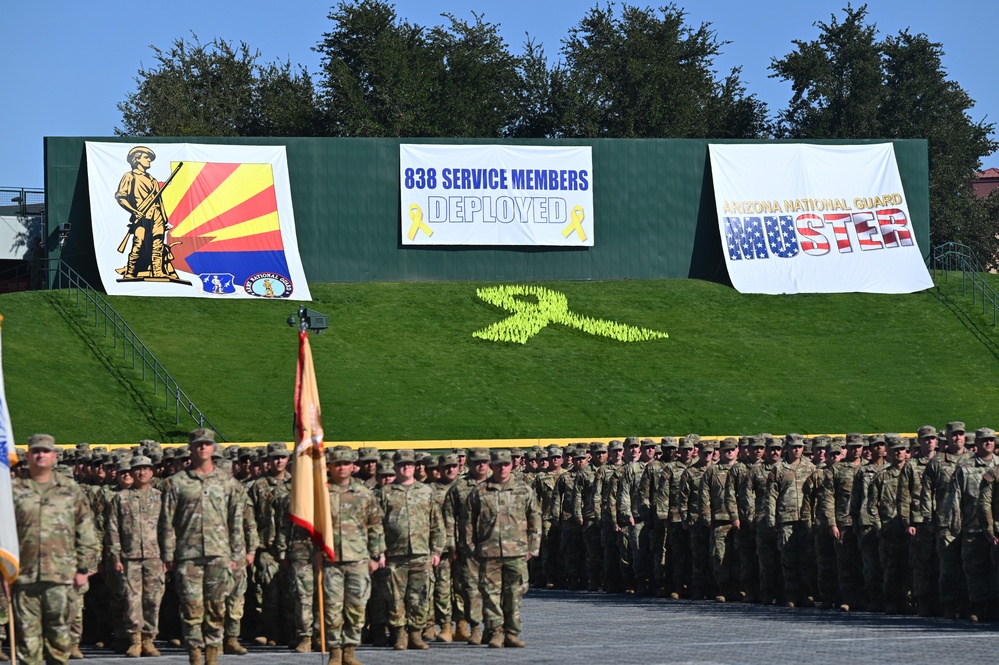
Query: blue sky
[{"left": 1, "top": 0, "right": 995, "bottom": 189}]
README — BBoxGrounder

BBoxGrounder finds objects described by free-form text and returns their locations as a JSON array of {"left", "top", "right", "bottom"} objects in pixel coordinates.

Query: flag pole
[
  {"left": 3, "top": 579, "right": 15, "bottom": 665},
  {"left": 317, "top": 567, "right": 326, "bottom": 657}
]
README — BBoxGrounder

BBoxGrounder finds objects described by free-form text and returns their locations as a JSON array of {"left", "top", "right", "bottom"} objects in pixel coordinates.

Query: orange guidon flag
[{"left": 289, "top": 329, "right": 335, "bottom": 561}]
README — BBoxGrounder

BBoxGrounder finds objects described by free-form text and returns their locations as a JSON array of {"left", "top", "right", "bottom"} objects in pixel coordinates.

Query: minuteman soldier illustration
[{"left": 114, "top": 146, "right": 189, "bottom": 285}]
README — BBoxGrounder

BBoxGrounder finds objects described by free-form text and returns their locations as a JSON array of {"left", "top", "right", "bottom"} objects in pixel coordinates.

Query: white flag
[{"left": 0, "top": 316, "right": 19, "bottom": 583}]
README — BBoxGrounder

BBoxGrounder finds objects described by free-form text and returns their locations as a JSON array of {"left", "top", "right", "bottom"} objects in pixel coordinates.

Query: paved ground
[{"left": 69, "top": 589, "right": 997, "bottom": 665}]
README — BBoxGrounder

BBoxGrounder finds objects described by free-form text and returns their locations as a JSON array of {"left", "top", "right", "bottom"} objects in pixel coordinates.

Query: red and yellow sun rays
[{"left": 160, "top": 161, "right": 285, "bottom": 274}]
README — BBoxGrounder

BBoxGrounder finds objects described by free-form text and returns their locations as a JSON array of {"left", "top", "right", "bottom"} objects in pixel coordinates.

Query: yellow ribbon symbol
[
  {"left": 562, "top": 205, "right": 587, "bottom": 242},
  {"left": 407, "top": 203, "right": 433, "bottom": 240},
  {"left": 472, "top": 285, "right": 668, "bottom": 344}
]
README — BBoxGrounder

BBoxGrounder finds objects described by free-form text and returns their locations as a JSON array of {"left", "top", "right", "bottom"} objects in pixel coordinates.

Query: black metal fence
[
  {"left": 48, "top": 259, "right": 225, "bottom": 439},
  {"left": 932, "top": 241, "right": 999, "bottom": 326}
]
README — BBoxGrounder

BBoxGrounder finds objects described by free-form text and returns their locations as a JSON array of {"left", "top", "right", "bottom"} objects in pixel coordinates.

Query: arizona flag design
[{"left": 85, "top": 142, "right": 312, "bottom": 300}]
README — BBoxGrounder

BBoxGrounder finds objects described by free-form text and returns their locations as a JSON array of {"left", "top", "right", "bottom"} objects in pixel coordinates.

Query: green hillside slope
[{"left": 3, "top": 276, "right": 997, "bottom": 444}]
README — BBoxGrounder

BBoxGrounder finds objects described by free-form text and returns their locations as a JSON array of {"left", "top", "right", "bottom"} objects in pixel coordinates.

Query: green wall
[{"left": 44, "top": 136, "right": 929, "bottom": 286}]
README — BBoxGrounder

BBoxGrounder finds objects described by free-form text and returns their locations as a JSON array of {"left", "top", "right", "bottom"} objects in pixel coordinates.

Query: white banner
[
  {"left": 709, "top": 143, "right": 933, "bottom": 294},
  {"left": 0, "top": 320, "right": 19, "bottom": 584},
  {"left": 86, "top": 142, "right": 311, "bottom": 300},
  {"left": 400, "top": 145, "right": 594, "bottom": 246}
]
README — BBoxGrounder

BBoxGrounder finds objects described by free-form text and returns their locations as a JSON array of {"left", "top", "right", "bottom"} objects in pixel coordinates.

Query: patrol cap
[
  {"left": 608, "top": 440, "right": 624, "bottom": 452},
  {"left": 188, "top": 428, "right": 216, "bottom": 446},
  {"left": 267, "top": 441, "right": 291, "bottom": 458},
  {"left": 453, "top": 448, "right": 468, "bottom": 457},
  {"left": 640, "top": 438, "right": 657, "bottom": 449},
  {"left": 439, "top": 452, "right": 460, "bottom": 467},
  {"left": 846, "top": 432, "right": 864, "bottom": 445},
  {"left": 572, "top": 447, "right": 588, "bottom": 459},
  {"left": 510, "top": 449, "right": 523, "bottom": 458},
  {"left": 783, "top": 433, "right": 803, "bottom": 446},
  {"left": 328, "top": 448, "right": 356, "bottom": 464},
  {"left": 813, "top": 435, "right": 831, "bottom": 449},
  {"left": 719, "top": 438, "right": 738, "bottom": 452},
  {"left": 678, "top": 437, "right": 696, "bottom": 450},
  {"left": 27, "top": 433, "right": 56, "bottom": 452},
  {"left": 117, "top": 458, "right": 132, "bottom": 473},
  {"left": 127, "top": 146, "right": 156, "bottom": 164},
  {"left": 686, "top": 433, "right": 701, "bottom": 445},
  {"left": 415, "top": 452, "right": 432, "bottom": 465},
  {"left": 888, "top": 438, "right": 908, "bottom": 451},
  {"left": 424, "top": 456, "right": 439, "bottom": 470},
  {"left": 175, "top": 447, "right": 190, "bottom": 460},
  {"left": 917, "top": 425, "right": 938, "bottom": 439},
  {"left": 75, "top": 442, "right": 91, "bottom": 452},
  {"left": 884, "top": 433, "right": 903, "bottom": 447},
  {"left": 130, "top": 455, "right": 153, "bottom": 468},
  {"left": 93, "top": 446, "right": 108, "bottom": 453},
  {"left": 869, "top": 434, "right": 886, "bottom": 445},
  {"left": 356, "top": 447, "right": 379, "bottom": 463},
  {"left": 491, "top": 449, "right": 513, "bottom": 464},
  {"left": 947, "top": 421, "right": 966, "bottom": 434},
  {"left": 747, "top": 435, "right": 765, "bottom": 449},
  {"left": 737, "top": 436, "right": 750, "bottom": 448},
  {"left": 546, "top": 445, "right": 564, "bottom": 458},
  {"left": 661, "top": 437, "right": 678, "bottom": 449},
  {"left": 975, "top": 427, "right": 997, "bottom": 442},
  {"left": 393, "top": 449, "right": 416, "bottom": 464},
  {"left": 699, "top": 440, "right": 716, "bottom": 452},
  {"left": 162, "top": 448, "right": 176, "bottom": 460},
  {"left": 590, "top": 442, "right": 608, "bottom": 454},
  {"left": 469, "top": 448, "right": 491, "bottom": 463},
  {"left": 376, "top": 460, "right": 395, "bottom": 476},
  {"left": 766, "top": 438, "right": 783, "bottom": 449},
  {"left": 524, "top": 450, "right": 537, "bottom": 461}
]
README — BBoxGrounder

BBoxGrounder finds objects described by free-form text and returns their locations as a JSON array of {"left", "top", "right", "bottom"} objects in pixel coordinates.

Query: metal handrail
[
  {"left": 932, "top": 242, "right": 999, "bottom": 327},
  {"left": 49, "top": 260, "right": 226, "bottom": 439}
]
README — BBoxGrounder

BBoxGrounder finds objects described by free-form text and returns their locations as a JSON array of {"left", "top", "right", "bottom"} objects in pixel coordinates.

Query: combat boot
[
  {"left": 408, "top": 629, "right": 429, "bottom": 650},
  {"left": 293, "top": 639, "right": 312, "bottom": 653},
  {"left": 504, "top": 633, "right": 526, "bottom": 648},
  {"left": 453, "top": 620, "right": 471, "bottom": 641},
  {"left": 371, "top": 625, "right": 388, "bottom": 647},
  {"left": 187, "top": 647, "right": 202, "bottom": 665},
  {"left": 467, "top": 623, "right": 483, "bottom": 645},
  {"left": 421, "top": 625, "right": 436, "bottom": 642},
  {"left": 487, "top": 629, "right": 504, "bottom": 648},
  {"left": 140, "top": 634, "right": 161, "bottom": 657},
  {"left": 69, "top": 644, "right": 85, "bottom": 660},
  {"left": 224, "top": 636, "right": 247, "bottom": 655},
  {"left": 436, "top": 622, "right": 453, "bottom": 642},
  {"left": 205, "top": 644, "right": 221, "bottom": 665},
  {"left": 326, "top": 647, "right": 342, "bottom": 665},
  {"left": 392, "top": 627, "right": 408, "bottom": 651},
  {"left": 0, "top": 648, "right": 8, "bottom": 662},
  {"left": 342, "top": 645, "right": 364, "bottom": 665},
  {"left": 126, "top": 633, "right": 142, "bottom": 658}
]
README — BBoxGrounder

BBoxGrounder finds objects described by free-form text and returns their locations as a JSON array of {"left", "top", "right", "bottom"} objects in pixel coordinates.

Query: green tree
[
  {"left": 556, "top": 3, "right": 767, "bottom": 138},
  {"left": 116, "top": 35, "right": 318, "bottom": 137},
  {"left": 770, "top": 4, "right": 997, "bottom": 259}
]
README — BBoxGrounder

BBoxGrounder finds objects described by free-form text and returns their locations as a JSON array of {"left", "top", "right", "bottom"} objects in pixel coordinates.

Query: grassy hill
[{"left": 4, "top": 273, "right": 999, "bottom": 444}]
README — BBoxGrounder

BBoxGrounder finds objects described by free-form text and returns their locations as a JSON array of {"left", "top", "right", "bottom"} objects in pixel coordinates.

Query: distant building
[{"left": 974, "top": 167, "right": 999, "bottom": 198}]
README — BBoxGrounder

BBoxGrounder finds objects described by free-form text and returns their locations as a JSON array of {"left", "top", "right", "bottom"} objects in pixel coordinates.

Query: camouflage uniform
[
  {"left": 729, "top": 455, "right": 759, "bottom": 601},
  {"left": 465, "top": 463, "right": 541, "bottom": 643},
  {"left": 105, "top": 484, "right": 165, "bottom": 642},
  {"left": 379, "top": 478, "right": 444, "bottom": 633},
  {"left": 556, "top": 461, "right": 583, "bottom": 588},
  {"left": 945, "top": 451, "right": 998, "bottom": 612},
  {"left": 224, "top": 482, "right": 259, "bottom": 642},
  {"left": 638, "top": 453, "right": 668, "bottom": 593},
  {"left": 247, "top": 472, "right": 292, "bottom": 643},
  {"left": 822, "top": 456, "right": 863, "bottom": 609},
  {"left": 766, "top": 451, "right": 815, "bottom": 605},
  {"left": 920, "top": 449, "right": 971, "bottom": 611},
  {"left": 700, "top": 456, "right": 737, "bottom": 600},
  {"left": 678, "top": 457, "right": 712, "bottom": 599},
  {"left": 322, "top": 476, "right": 384, "bottom": 651},
  {"left": 430, "top": 474, "right": 457, "bottom": 631},
  {"left": 444, "top": 467, "right": 486, "bottom": 632},
  {"left": 572, "top": 458, "right": 602, "bottom": 590},
  {"left": 12, "top": 465, "right": 99, "bottom": 665},
  {"left": 618, "top": 455, "right": 650, "bottom": 592},
  {"left": 904, "top": 452, "right": 938, "bottom": 612},
  {"left": 656, "top": 454, "right": 692, "bottom": 597},
  {"left": 160, "top": 466, "right": 245, "bottom": 650},
  {"left": 868, "top": 458, "right": 911, "bottom": 611},
  {"left": 274, "top": 494, "right": 318, "bottom": 648},
  {"left": 851, "top": 458, "right": 886, "bottom": 610},
  {"left": 534, "top": 462, "right": 564, "bottom": 587}
]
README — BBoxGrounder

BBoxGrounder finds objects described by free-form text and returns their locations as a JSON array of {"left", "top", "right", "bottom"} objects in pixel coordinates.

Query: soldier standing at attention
[
  {"left": 428, "top": 453, "right": 461, "bottom": 642},
  {"left": 573, "top": 442, "right": 605, "bottom": 591},
  {"left": 11, "top": 434, "right": 99, "bottom": 665},
  {"left": 679, "top": 439, "right": 714, "bottom": 600},
  {"left": 920, "top": 421, "right": 971, "bottom": 619},
  {"left": 868, "top": 437, "right": 912, "bottom": 614},
  {"left": 728, "top": 436, "right": 764, "bottom": 603},
  {"left": 248, "top": 442, "right": 292, "bottom": 647},
  {"left": 105, "top": 455, "right": 164, "bottom": 657},
  {"left": 905, "top": 426, "right": 939, "bottom": 616},
  {"left": 851, "top": 435, "right": 887, "bottom": 612},
  {"left": 701, "top": 438, "right": 739, "bottom": 602},
  {"left": 160, "top": 429, "right": 245, "bottom": 665},
  {"left": 766, "top": 434, "right": 815, "bottom": 607},
  {"left": 317, "top": 449, "right": 385, "bottom": 665},
  {"left": 379, "top": 450, "right": 443, "bottom": 651},
  {"left": 465, "top": 450, "right": 541, "bottom": 649}
]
